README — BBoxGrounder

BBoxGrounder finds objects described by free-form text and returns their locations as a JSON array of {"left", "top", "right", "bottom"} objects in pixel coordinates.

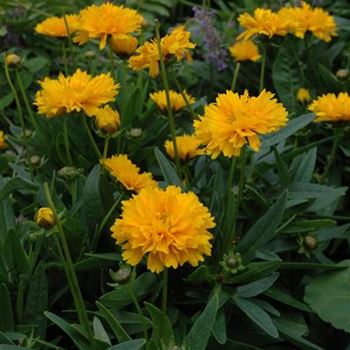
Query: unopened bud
[
  {"left": 128, "top": 128, "right": 143, "bottom": 138},
  {"left": 110, "top": 267, "right": 131, "bottom": 284},
  {"left": 84, "top": 50, "right": 96, "bottom": 58},
  {"left": 336, "top": 69, "right": 348, "bottom": 79},
  {"left": 5, "top": 53, "right": 21, "bottom": 66},
  {"left": 35, "top": 207, "right": 55, "bottom": 229},
  {"left": 304, "top": 235, "right": 318, "bottom": 250},
  {"left": 30, "top": 155, "right": 41, "bottom": 166},
  {"left": 58, "top": 166, "right": 82, "bottom": 181}
]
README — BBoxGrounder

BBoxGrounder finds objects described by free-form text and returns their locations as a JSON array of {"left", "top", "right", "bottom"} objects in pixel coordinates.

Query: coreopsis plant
[{"left": 2, "top": 0, "right": 350, "bottom": 349}]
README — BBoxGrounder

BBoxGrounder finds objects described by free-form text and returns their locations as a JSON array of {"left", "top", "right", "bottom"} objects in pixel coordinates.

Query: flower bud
[
  {"left": 95, "top": 106, "right": 120, "bottom": 135},
  {"left": 220, "top": 251, "right": 245, "bottom": 275},
  {"left": 5, "top": 53, "right": 21, "bottom": 66},
  {"left": 35, "top": 207, "right": 55, "bottom": 229},
  {"left": 304, "top": 235, "right": 318, "bottom": 250},
  {"left": 336, "top": 69, "right": 348, "bottom": 79},
  {"left": 128, "top": 128, "right": 143, "bottom": 138},
  {"left": 30, "top": 155, "right": 41, "bottom": 166},
  {"left": 84, "top": 50, "right": 96, "bottom": 58},
  {"left": 109, "top": 266, "right": 132, "bottom": 284},
  {"left": 58, "top": 166, "right": 82, "bottom": 181}
]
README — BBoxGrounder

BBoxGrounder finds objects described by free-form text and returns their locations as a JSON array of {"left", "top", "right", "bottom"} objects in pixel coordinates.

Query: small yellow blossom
[
  {"left": 101, "top": 154, "right": 157, "bottom": 192},
  {"left": 36, "top": 207, "right": 55, "bottom": 229},
  {"left": 165, "top": 135, "right": 203, "bottom": 161},
  {"left": 308, "top": 92, "right": 350, "bottom": 122},
  {"left": 35, "top": 15, "right": 80, "bottom": 37},
  {"left": 111, "top": 185, "right": 215, "bottom": 273},
  {"left": 74, "top": 3, "right": 143, "bottom": 49},
  {"left": 194, "top": 90, "right": 288, "bottom": 158},
  {"left": 229, "top": 40, "right": 261, "bottom": 62},
  {"left": 110, "top": 35, "right": 138, "bottom": 55},
  {"left": 237, "top": 8, "right": 289, "bottom": 41},
  {"left": 150, "top": 90, "right": 195, "bottom": 112},
  {"left": 297, "top": 88, "right": 311, "bottom": 103},
  {"left": 95, "top": 106, "right": 120, "bottom": 134},
  {"left": 129, "top": 25, "right": 195, "bottom": 77},
  {"left": 5, "top": 53, "right": 21, "bottom": 66},
  {"left": 34, "top": 69, "right": 119, "bottom": 118},
  {"left": 0, "top": 131, "right": 7, "bottom": 150}
]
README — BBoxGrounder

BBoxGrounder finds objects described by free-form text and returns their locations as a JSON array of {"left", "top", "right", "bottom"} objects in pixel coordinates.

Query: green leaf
[
  {"left": 292, "top": 148, "right": 317, "bottom": 183},
  {"left": 234, "top": 298, "right": 279, "bottom": 338},
  {"left": 145, "top": 302, "right": 174, "bottom": 348},
  {"left": 232, "top": 260, "right": 282, "bottom": 285},
  {"left": 0, "top": 284, "right": 14, "bottom": 332},
  {"left": 44, "top": 311, "right": 91, "bottom": 350},
  {"left": 0, "top": 346, "right": 31, "bottom": 350},
  {"left": 236, "top": 272, "right": 279, "bottom": 298},
  {"left": 272, "top": 37, "right": 303, "bottom": 115},
  {"left": 23, "top": 56, "right": 49, "bottom": 73},
  {"left": 212, "top": 308, "right": 226, "bottom": 345},
  {"left": 185, "top": 265, "right": 214, "bottom": 285},
  {"left": 262, "top": 114, "right": 314, "bottom": 148},
  {"left": 304, "top": 260, "right": 350, "bottom": 333},
  {"left": 96, "top": 302, "right": 131, "bottom": 343},
  {"left": 106, "top": 339, "right": 146, "bottom": 350},
  {"left": 100, "top": 272, "right": 156, "bottom": 309},
  {"left": 186, "top": 295, "right": 219, "bottom": 350},
  {"left": 93, "top": 316, "right": 111, "bottom": 345},
  {"left": 238, "top": 191, "right": 287, "bottom": 259},
  {"left": 264, "top": 286, "right": 311, "bottom": 312},
  {"left": 23, "top": 264, "right": 48, "bottom": 337},
  {"left": 154, "top": 147, "right": 182, "bottom": 187}
]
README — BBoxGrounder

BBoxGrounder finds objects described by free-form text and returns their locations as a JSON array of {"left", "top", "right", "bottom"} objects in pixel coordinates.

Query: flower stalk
[
  {"left": 231, "top": 62, "right": 241, "bottom": 91},
  {"left": 259, "top": 44, "right": 266, "bottom": 92},
  {"left": 43, "top": 183, "right": 93, "bottom": 343},
  {"left": 155, "top": 20, "right": 181, "bottom": 177}
]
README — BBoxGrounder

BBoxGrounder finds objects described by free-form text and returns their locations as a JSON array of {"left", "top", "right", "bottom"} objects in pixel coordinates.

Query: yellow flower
[
  {"left": 165, "top": 135, "right": 203, "bottom": 161},
  {"left": 194, "top": 90, "right": 288, "bottom": 158},
  {"left": 0, "top": 131, "right": 7, "bottom": 150},
  {"left": 129, "top": 25, "right": 195, "bottom": 77},
  {"left": 5, "top": 53, "right": 21, "bottom": 66},
  {"left": 308, "top": 92, "right": 350, "bottom": 122},
  {"left": 278, "top": 2, "right": 336, "bottom": 42},
  {"left": 101, "top": 154, "right": 157, "bottom": 192},
  {"left": 237, "top": 8, "right": 289, "bottom": 41},
  {"left": 95, "top": 106, "right": 120, "bottom": 134},
  {"left": 36, "top": 207, "right": 55, "bottom": 229},
  {"left": 229, "top": 40, "right": 261, "bottom": 62},
  {"left": 74, "top": 3, "right": 144, "bottom": 49},
  {"left": 111, "top": 185, "right": 215, "bottom": 273},
  {"left": 110, "top": 34, "right": 138, "bottom": 55},
  {"left": 35, "top": 15, "right": 80, "bottom": 37},
  {"left": 297, "top": 88, "right": 311, "bottom": 103},
  {"left": 34, "top": 69, "right": 119, "bottom": 118},
  {"left": 150, "top": 90, "right": 195, "bottom": 112}
]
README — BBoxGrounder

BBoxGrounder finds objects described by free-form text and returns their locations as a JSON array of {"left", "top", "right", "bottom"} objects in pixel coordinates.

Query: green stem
[
  {"left": 4, "top": 60, "right": 25, "bottom": 133},
  {"left": 259, "top": 44, "right": 266, "bottom": 93},
  {"left": 230, "top": 62, "right": 241, "bottom": 91},
  {"left": 171, "top": 70, "right": 197, "bottom": 119},
  {"left": 320, "top": 128, "right": 342, "bottom": 184},
  {"left": 43, "top": 183, "right": 93, "bottom": 342},
  {"left": 103, "top": 137, "right": 110, "bottom": 159},
  {"left": 162, "top": 268, "right": 168, "bottom": 314},
  {"left": 61, "top": 42, "right": 69, "bottom": 75},
  {"left": 14, "top": 69, "right": 39, "bottom": 132},
  {"left": 128, "top": 283, "right": 148, "bottom": 340},
  {"left": 155, "top": 20, "right": 181, "bottom": 177},
  {"left": 229, "top": 147, "right": 246, "bottom": 249},
  {"left": 63, "top": 14, "right": 75, "bottom": 71},
  {"left": 82, "top": 116, "right": 102, "bottom": 159},
  {"left": 98, "top": 192, "right": 123, "bottom": 234},
  {"left": 63, "top": 118, "right": 73, "bottom": 165},
  {"left": 108, "top": 42, "right": 116, "bottom": 80}
]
